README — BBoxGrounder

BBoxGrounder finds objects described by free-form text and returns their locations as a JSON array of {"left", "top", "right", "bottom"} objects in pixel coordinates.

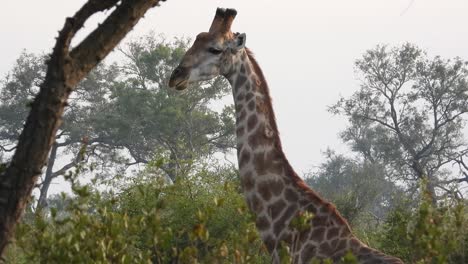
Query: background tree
[
  {"left": 330, "top": 43, "right": 468, "bottom": 203},
  {"left": 0, "top": 35, "right": 235, "bottom": 210},
  {"left": 87, "top": 35, "right": 235, "bottom": 182},
  {"left": 305, "top": 150, "right": 403, "bottom": 225}
]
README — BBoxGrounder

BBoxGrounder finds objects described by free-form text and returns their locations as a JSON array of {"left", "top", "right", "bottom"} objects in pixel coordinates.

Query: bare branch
[
  {"left": 0, "top": 146, "right": 16, "bottom": 153},
  {"left": 355, "top": 114, "right": 397, "bottom": 132}
]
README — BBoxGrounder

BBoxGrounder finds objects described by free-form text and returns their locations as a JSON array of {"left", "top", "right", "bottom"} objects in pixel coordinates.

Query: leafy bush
[
  {"left": 374, "top": 182, "right": 468, "bottom": 263},
  {"left": 4, "top": 164, "right": 467, "bottom": 263},
  {"left": 8, "top": 166, "right": 269, "bottom": 263}
]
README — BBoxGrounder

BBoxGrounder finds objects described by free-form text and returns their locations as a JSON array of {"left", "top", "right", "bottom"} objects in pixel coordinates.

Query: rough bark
[{"left": 0, "top": 0, "right": 165, "bottom": 256}]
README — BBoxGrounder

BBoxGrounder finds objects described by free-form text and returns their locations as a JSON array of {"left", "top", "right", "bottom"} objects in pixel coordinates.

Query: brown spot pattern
[
  {"left": 241, "top": 171, "right": 254, "bottom": 191},
  {"left": 265, "top": 150, "right": 284, "bottom": 174},
  {"left": 250, "top": 194, "right": 263, "bottom": 213},
  {"left": 319, "top": 242, "right": 334, "bottom": 256},
  {"left": 245, "top": 92, "right": 254, "bottom": 101},
  {"left": 253, "top": 152, "right": 267, "bottom": 175},
  {"left": 256, "top": 216, "right": 270, "bottom": 231},
  {"left": 238, "top": 109, "right": 246, "bottom": 122},
  {"left": 257, "top": 181, "right": 272, "bottom": 201},
  {"left": 278, "top": 204, "right": 298, "bottom": 226},
  {"left": 285, "top": 188, "right": 299, "bottom": 202},
  {"left": 311, "top": 227, "right": 325, "bottom": 242},
  {"left": 269, "top": 179, "right": 283, "bottom": 195},
  {"left": 268, "top": 199, "right": 286, "bottom": 219},
  {"left": 301, "top": 243, "right": 317, "bottom": 263},
  {"left": 236, "top": 74, "right": 247, "bottom": 89},
  {"left": 336, "top": 239, "right": 347, "bottom": 252},
  {"left": 273, "top": 219, "right": 285, "bottom": 236},
  {"left": 247, "top": 114, "right": 258, "bottom": 131},
  {"left": 236, "top": 92, "right": 245, "bottom": 101},
  {"left": 340, "top": 225, "right": 352, "bottom": 237},
  {"left": 248, "top": 128, "right": 270, "bottom": 148},
  {"left": 299, "top": 228, "right": 311, "bottom": 244},
  {"left": 247, "top": 100, "right": 255, "bottom": 111},
  {"left": 236, "top": 126, "right": 245, "bottom": 137},
  {"left": 326, "top": 226, "right": 340, "bottom": 240},
  {"left": 330, "top": 238, "right": 338, "bottom": 249},
  {"left": 239, "top": 150, "right": 250, "bottom": 167}
]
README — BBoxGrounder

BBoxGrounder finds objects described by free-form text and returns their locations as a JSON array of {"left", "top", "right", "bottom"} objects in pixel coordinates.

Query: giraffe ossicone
[{"left": 169, "top": 7, "right": 403, "bottom": 264}]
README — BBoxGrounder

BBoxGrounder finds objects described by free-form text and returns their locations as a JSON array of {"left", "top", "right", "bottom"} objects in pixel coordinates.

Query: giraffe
[{"left": 169, "top": 8, "right": 403, "bottom": 264}]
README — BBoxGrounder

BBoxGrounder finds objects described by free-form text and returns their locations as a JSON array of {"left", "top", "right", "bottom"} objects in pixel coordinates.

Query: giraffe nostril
[{"left": 173, "top": 67, "right": 182, "bottom": 76}]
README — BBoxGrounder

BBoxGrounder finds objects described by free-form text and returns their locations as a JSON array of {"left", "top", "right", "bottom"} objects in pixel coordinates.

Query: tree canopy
[{"left": 330, "top": 43, "right": 468, "bottom": 202}]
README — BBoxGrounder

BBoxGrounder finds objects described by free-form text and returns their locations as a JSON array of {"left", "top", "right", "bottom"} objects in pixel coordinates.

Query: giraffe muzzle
[{"left": 169, "top": 66, "right": 189, "bottom": 90}]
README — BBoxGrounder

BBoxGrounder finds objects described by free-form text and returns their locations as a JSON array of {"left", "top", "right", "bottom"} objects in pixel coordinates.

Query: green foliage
[
  {"left": 88, "top": 35, "right": 235, "bottom": 181},
  {"left": 341, "top": 251, "right": 359, "bottom": 264},
  {"left": 8, "top": 165, "right": 269, "bottom": 263},
  {"left": 0, "top": 52, "right": 45, "bottom": 141},
  {"left": 306, "top": 150, "right": 403, "bottom": 226},
  {"left": 373, "top": 181, "right": 468, "bottom": 263},
  {"left": 372, "top": 201, "right": 413, "bottom": 260}
]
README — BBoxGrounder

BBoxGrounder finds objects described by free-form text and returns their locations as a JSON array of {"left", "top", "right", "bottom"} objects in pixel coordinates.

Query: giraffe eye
[{"left": 208, "top": 47, "right": 223, "bottom": 55}]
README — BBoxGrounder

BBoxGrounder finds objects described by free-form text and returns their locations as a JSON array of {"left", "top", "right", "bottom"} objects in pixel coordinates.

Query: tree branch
[
  {"left": 0, "top": 146, "right": 16, "bottom": 153},
  {"left": 356, "top": 114, "right": 397, "bottom": 132}
]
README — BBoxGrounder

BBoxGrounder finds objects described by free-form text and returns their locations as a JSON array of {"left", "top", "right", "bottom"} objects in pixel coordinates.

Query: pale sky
[{"left": 2, "top": 0, "right": 468, "bottom": 182}]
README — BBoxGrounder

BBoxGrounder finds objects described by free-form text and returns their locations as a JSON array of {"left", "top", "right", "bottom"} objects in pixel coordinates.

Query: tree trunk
[
  {"left": 424, "top": 176, "right": 437, "bottom": 206},
  {"left": 0, "top": 0, "right": 165, "bottom": 256},
  {"left": 36, "top": 143, "right": 59, "bottom": 210},
  {"left": 166, "top": 152, "right": 179, "bottom": 182},
  {"left": 412, "top": 160, "right": 437, "bottom": 206}
]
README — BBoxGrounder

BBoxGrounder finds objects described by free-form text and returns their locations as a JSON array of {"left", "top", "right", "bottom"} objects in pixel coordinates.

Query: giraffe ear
[{"left": 232, "top": 33, "right": 246, "bottom": 52}]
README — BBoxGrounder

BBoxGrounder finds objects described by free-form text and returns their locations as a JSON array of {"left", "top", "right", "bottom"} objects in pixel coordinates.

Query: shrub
[{"left": 9, "top": 166, "right": 269, "bottom": 263}]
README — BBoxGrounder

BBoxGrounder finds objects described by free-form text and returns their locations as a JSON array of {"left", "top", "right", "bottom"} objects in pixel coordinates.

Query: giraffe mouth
[
  {"left": 173, "top": 80, "right": 188, "bottom": 90},
  {"left": 169, "top": 66, "right": 190, "bottom": 90}
]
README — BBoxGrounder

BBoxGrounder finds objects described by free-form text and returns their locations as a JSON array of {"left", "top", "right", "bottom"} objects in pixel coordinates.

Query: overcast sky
[{"left": 2, "top": 0, "right": 468, "bottom": 181}]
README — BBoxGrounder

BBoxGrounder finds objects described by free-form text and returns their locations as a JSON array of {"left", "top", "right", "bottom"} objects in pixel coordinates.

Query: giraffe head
[{"left": 169, "top": 8, "right": 246, "bottom": 90}]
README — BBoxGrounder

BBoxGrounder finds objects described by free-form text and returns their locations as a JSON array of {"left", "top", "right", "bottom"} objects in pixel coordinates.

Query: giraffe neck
[
  {"left": 223, "top": 49, "right": 402, "bottom": 263},
  {"left": 225, "top": 48, "right": 346, "bottom": 253}
]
